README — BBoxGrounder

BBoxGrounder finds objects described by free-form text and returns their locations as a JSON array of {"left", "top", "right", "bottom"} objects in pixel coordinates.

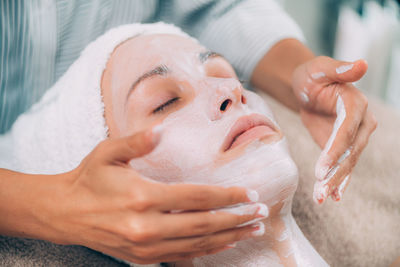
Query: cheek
[
  {"left": 244, "top": 90, "right": 275, "bottom": 121},
  {"left": 129, "top": 104, "right": 225, "bottom": 182}
]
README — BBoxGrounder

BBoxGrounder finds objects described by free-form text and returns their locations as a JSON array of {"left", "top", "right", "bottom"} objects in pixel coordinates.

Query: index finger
[{"left": 158, "top": 183, "right": 259, "bottom": 211}]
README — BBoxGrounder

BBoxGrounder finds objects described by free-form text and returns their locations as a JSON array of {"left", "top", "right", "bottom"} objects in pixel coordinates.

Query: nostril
[
  {"left": 241, "top": 95, "right": 247, "bottom": 104},
  {"left": 220, "top": 99, "right": 232, "bottom": 112}
]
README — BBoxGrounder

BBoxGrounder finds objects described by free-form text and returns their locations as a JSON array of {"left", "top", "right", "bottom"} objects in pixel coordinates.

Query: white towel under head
[{"left": 0, "top": 23, "right": 193, "bottom": 174}]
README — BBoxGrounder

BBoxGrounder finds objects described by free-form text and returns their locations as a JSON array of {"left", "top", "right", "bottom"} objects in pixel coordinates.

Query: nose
[
  {"left": 206, "top": 78, "right": 247, "bottom": 120},
  {"left": 219, "top": 90, "right": 247, "bottom": 112},
  {"left": 218, "top": 79, "right": 246, "bottom": 112}
]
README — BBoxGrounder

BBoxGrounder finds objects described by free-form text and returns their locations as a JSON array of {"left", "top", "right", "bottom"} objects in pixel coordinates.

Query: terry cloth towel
[{"left": 0, "top": 22, "right": 193, "bottom": 175}]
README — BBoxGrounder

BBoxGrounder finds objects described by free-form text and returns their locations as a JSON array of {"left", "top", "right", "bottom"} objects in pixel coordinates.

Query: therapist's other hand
[
  {"left": 292, "top": 56, "right": 377, "bottom": 204},
  {"left": 48, "top": 128, "right": 265, "bottom": 264}
]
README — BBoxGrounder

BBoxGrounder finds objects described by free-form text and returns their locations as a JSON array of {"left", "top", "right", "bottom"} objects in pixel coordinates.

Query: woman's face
[{"left": 102, "top": 34, "right": 298, "bottom": 208}]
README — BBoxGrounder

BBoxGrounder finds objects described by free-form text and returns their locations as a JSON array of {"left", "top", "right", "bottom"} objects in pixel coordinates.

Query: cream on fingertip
[
  {"left": 257, "top": 203, "right": 269, "bottom": 218},
  {"left": 226, "top": 242, "right": 237, "bottom": 248},
  {"left": 246, "top": 189, "right": 259, "bottom": 202},
  {"left": 313, "top": 182, "right": 329, "bottom": 204},
  {"left": 336, "top": 64, "right": 354, "bottom": 74},
  {"left": 251, "top": 222, "right": 265, "bottom": 237}
]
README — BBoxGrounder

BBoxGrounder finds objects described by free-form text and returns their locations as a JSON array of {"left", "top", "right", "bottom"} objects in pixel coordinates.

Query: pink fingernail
[
  {"left": 256, "top": 203, "right": 269, "bottom": 218},
  {"left": 151, "top": 124, "right": 163, "bottom": 145},
  {"left": 251, "top": 222, "right": 265, "bottom": 237},
  {"left": 330, "top": 189, "right": 341, "bottom": 202},
  {"left": 226, "top": 242, "right": 237, "bottom": 248},
  {"left": 246, "top": 189, "right": 259, "bottom": 202},
  {"left": 313, "top": 182, "right": 329, "bottom": 204}
]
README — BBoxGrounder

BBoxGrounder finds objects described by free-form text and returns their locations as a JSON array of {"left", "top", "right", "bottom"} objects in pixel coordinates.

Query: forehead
[{"left": 111, "top": 34, "right": 204, "bottom": 66}]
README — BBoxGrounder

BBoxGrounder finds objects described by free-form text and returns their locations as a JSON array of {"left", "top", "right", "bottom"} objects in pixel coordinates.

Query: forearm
[
  {"left": 251, "top": 38, "right": 314, "bottom": 111},
  {"left": 0, "top": 168, "right": 71, "bottom": 244}
]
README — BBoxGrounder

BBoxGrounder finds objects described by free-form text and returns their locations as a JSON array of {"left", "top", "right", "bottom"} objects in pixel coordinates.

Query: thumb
[
  {"left": 308, "top": 57, "right": 368, "bottom": 84},
  {"left": 101, "top": 125, "right": 162, "bottom": 164}
]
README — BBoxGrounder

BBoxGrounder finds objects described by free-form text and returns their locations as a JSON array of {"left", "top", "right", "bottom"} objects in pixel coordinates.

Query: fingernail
[
  {"left": 361, "top": 59, "right": 368, "bottom": 66},
  {"left": 256, "top": 203, "right": 269, "bottom": 218},
  {"left": 151, "top": 124, "right": 163, "bottom": 145},
  {"left": 330, "top": 189, "right": 341, "bottom": 202},
  {"left": 226, "top": 242, "right": 237, "bottom": 248},
  {"left": 313, "top": 182, "right": 329, "bottom": 204},
  {"left": 236, "top": 203, "right": 269, "bottom": 227},
  {"left": 236, "top": 217, "right": 264, "bottom": 227},
  {"left": 336, "top": 64, "right": 354, "bottom": 74},
  {"left": 251, "top": 222, "right": 265, "bottom": 237},
  {"left": 220, "top": 203, "right": 262, "bottom": 217},
  {"left": 246, "top": 189, "right": 259, "bottom": 202}
]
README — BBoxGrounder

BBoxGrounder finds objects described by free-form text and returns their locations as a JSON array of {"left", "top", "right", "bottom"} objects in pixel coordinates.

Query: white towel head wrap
[{"left": 1, "top": 23, "right": 193, "bottom": 174}]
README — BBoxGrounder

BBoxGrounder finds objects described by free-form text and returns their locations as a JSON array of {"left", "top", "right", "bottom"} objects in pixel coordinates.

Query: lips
[{"left": 222, "top": 114, "right": 278, "bottom": 152}]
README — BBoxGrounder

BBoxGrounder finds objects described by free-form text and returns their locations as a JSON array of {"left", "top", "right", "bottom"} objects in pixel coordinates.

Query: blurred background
[{"left": 282, "top": 0, "right": 400, "bottom": 111}]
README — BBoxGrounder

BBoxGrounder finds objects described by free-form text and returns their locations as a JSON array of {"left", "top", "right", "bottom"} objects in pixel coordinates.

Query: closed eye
[{"left": 152, "top": 97, "right": 180, "bottom": 114}]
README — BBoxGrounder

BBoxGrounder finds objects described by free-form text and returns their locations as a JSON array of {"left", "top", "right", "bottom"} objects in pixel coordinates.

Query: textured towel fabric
[{"left": 0, "top": 22, "right": 193, "bottom": 175}]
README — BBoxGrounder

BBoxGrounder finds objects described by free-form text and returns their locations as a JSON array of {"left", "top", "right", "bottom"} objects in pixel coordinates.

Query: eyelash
[
  {"left": 153, "top": 97, "right": 180, "bottom": 114},
  {"left": 151, "top": 79, "right": 242, "bottom": 114}
]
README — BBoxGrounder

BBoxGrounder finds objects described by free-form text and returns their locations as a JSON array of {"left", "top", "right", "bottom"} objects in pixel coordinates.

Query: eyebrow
[
  {"left": 126, "top": 64, "right": 170, "bottom": 102},
  {"left": 125, "top": 51, "right": 224, "bottom": 103},
  {"left": 199, "top": 50, "right": 224, "bottom": 63}
]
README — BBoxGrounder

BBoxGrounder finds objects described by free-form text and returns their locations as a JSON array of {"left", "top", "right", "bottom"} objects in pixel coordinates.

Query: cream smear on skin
[
  {"left": 313, "top": 63, "right": 353, "bottom": 200},
  {"left": 336, "top": 64, "right": 354, "bottom": 74},
  {"left": 311, "top": 72, "right": 326, "bottom": 79},
  {"left": 313, "top": 95, "right": 352, "bottom": 203},
  {"left": 107, "top": 34, "right": 328, "bottom": 266}
]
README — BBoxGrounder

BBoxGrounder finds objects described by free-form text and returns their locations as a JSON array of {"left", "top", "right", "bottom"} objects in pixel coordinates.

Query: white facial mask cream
[{"left": 107, "top": 34, "right": 328, "bottom": 267}]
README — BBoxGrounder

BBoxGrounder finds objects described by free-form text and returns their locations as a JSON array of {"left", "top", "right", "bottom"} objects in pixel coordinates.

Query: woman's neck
[
  {"left": 266, "top": 212, "right": 328, "bottom": 266},
  {"left": 177, "top": 203, "right": 328, "bottom": 267}
]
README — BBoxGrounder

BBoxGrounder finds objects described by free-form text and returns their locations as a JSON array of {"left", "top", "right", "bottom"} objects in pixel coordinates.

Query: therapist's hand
[
  {"left": 47, "top": 128, "right": 265, "bottom": 264},
  {"left": 292, "top": 56, "right": 377, "bottom": 204}
]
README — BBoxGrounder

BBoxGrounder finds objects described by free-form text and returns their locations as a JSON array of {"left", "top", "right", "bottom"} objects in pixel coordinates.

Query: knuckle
[
  {"left": 316, "top": 55, "right": 329, "bottom": 63},
  {"left": 347, "top": 153, "right": 358, "bottom": 168},
  {"left": 190, "top": 188, "right": 213, "bottom": 204},
  {"left": 96, "top": 139, "right": 111, "bottom": 154},
  {"left": 226, "top": 187, "right": 242, "bottom": 203},
  {"left": 130, "top": 190, "right": 155, "bottom": 211},
  {"left": 344, "top": 128, "right": 355, "bottom": 143},
  {"left": 192, "top": 236, "right": 212, "bottom": 250},
  {"left": 192, "top": 217, "right": 213, "bottom": 234},
  {"left": 128, "top": 220, "right": 158, "bottom": 242}
]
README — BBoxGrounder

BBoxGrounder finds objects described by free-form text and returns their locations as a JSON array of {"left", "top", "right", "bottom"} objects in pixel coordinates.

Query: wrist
[
  {"left": 251, "top": 39, "right": 314, "bottom": 111},
  {"left": 0, "top": 169, "right": 75, "bottom": 244}
]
